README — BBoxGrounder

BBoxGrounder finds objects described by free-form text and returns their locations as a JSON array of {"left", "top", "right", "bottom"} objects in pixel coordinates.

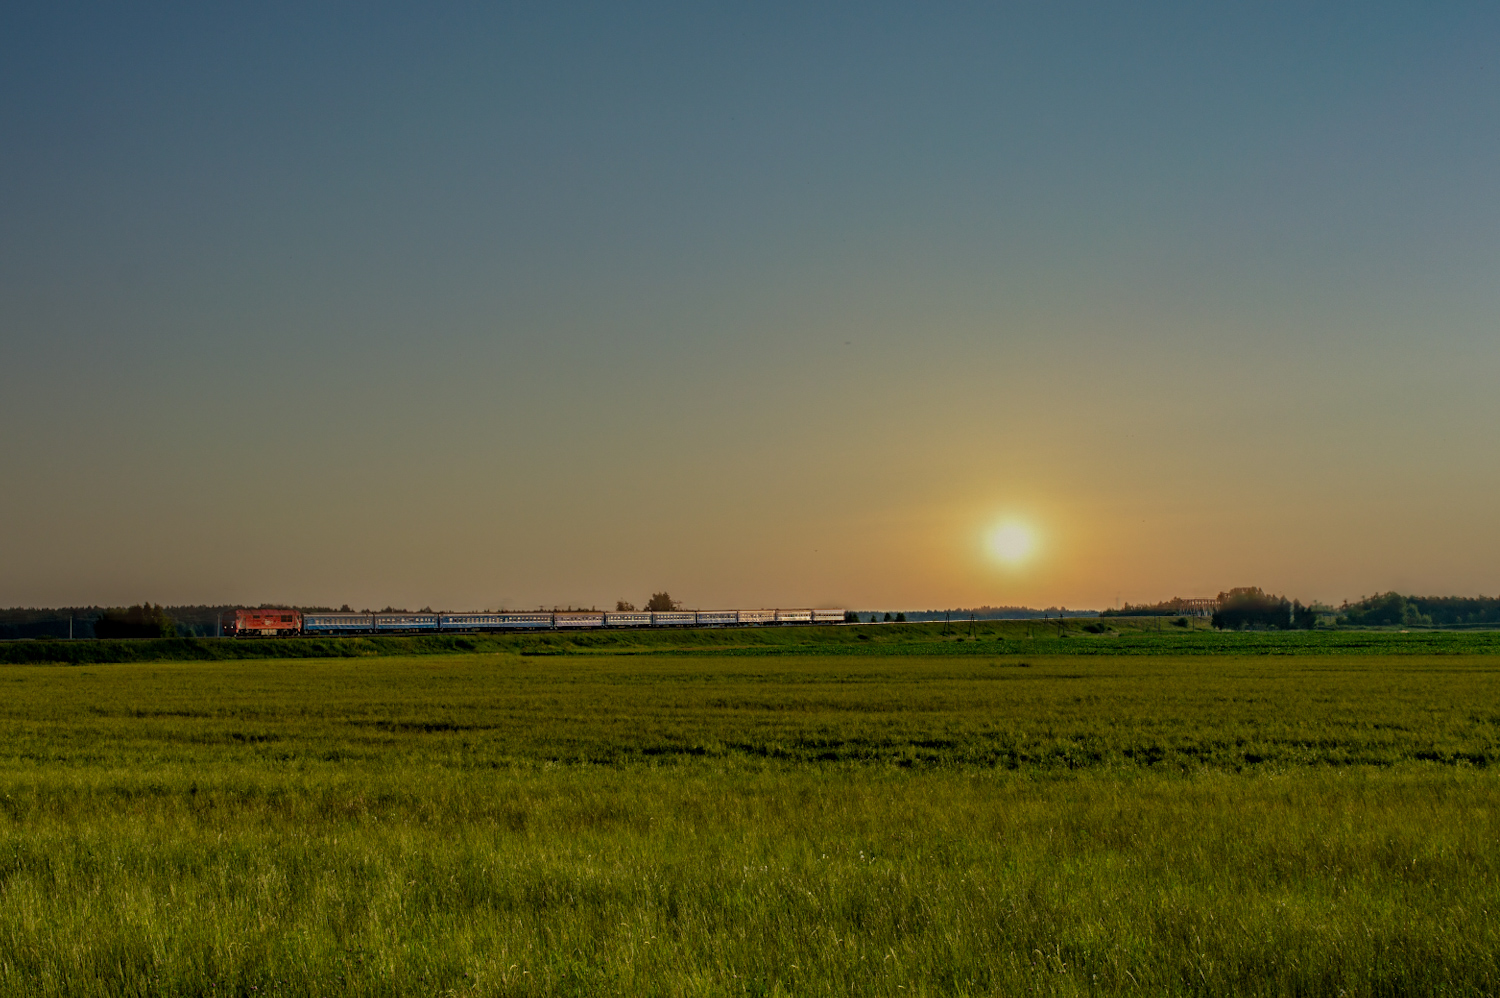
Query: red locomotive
[{"left": 229, "top": 608, "right": 302, "bottom": 636}]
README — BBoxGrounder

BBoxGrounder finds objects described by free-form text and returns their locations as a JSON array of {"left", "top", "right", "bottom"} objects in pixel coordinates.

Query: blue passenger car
[
  {"left": 303, "top": 613, "right": 374, "bottom": 633},
  {"left": 439, "top": 613, "right": 506, "bottom": 630},
  {"left": 494, "top": 613, "right": 554, "bottom": 629},
  {"left": 373, "top": 613, "right": 440, "bottom": 631}
]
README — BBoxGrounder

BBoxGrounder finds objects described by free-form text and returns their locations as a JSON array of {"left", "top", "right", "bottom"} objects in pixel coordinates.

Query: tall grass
[{"left": 1, "top": 652, "right": 1497, "bottom": 995}]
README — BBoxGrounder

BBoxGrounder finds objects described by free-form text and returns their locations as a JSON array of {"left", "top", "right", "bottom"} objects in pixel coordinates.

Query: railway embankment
[{"left": 4, "top": 618, "right": 1500, "bottom": 664}]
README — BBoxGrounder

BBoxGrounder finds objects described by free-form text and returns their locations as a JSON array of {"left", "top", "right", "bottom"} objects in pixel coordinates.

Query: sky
[{"left": 3, "top": 2, "right": 1498, "bottom": 612}]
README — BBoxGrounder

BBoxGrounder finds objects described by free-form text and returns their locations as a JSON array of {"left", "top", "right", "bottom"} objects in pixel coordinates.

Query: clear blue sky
[{"left": 4, "top": 3, "right": 1498, "bottom": 610}]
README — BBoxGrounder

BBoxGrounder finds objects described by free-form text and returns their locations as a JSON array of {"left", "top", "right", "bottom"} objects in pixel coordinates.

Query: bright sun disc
[{"left": 987, "top": 522, "right": 1037, "bottom": 565}]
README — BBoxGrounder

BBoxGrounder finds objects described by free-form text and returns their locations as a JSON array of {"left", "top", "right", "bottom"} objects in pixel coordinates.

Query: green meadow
[{"left": 1, "top": 641, "right": 1497, "bottom": 995}]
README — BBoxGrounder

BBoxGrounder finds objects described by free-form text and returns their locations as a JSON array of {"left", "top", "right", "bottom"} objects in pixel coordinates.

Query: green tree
[
  {"left": 1211, "top": 588, "right": 1309, "bottom": 630},
  {"left": 1339, "top": 592, "right": 1425, "bottom": 627},
  {"left": 645, "top": 592, "right": 681, "bottom": 612}
]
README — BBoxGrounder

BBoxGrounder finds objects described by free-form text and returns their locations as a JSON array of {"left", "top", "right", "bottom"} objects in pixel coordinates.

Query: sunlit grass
[{"left": 1, "top": 652, "right": 1497, "bottom": 995}]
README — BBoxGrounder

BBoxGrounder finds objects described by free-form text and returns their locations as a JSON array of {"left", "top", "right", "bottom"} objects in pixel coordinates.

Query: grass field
[{"left": 1, "top": 649, "right": 1497, "bottom": 995}]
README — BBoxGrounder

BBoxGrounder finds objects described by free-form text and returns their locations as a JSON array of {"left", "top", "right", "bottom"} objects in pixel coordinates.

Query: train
[{"left": 228, "top": 607, "right": 847, "bottom": 637}]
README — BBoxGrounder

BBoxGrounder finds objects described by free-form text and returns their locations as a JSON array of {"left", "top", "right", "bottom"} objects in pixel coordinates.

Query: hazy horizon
[{"left": 5, "top": 3, "right": 1498, "bottom": 612}]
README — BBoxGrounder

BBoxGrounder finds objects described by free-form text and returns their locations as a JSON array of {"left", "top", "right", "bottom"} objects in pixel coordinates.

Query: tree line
[
  {"left": 1338, "top": 593, "right": 1500, "bottom": 627},
  {"left": 1210, "top": 588, "right": 1319, "bottom": 630},
  {"left": 1103, "top": 589, "right": 1319, "bottom": 629},
  {"left": 1101, "top": 598, "right": 1209, "bottom": 618},
  {"left": 1102, "top": 587, "right": 1500, "bottom": 630}
]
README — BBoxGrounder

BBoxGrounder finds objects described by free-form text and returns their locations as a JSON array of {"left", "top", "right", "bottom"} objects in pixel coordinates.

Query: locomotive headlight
[{"left": 986, "top": 521, "right": 1038, "bottom": 567}]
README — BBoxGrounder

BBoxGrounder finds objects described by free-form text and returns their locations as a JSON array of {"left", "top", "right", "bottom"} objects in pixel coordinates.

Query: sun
[{"left": 986, "top": 521, "right": 1038, "bottom": 567}]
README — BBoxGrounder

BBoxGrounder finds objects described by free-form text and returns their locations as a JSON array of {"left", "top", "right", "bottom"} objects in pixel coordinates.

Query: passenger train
[{"left": 229, "top": 607, "right": 847, "bottom": 636}]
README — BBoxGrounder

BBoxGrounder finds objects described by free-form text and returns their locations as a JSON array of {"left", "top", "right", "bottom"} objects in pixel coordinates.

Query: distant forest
[
  {"left": 0, "top": 605, "right": 297, "bottom": 640},
  {"left": 1100, "top": 598, "right": 1210, "bottom": 618},
  {"left": 1103, "top": 588, "right": 1321, "bottom": 630},
  {"left": 1101, "top": 590, "right": 1500, "bottom": 629},
  {"left": 900, "top": 606, "right": 1100, "bottom": 622},
  {"left": 1338, "top": 593, "right": 1500, "bottom": 627}
]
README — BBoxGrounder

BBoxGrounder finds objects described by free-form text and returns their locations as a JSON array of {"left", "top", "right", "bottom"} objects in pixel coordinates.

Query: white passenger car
[
  {"left": 440, "top": 613, "right": 508, "bottom": 630},
  {"left": 651, "top": 611, "right": 696, "bottom": 626},
  {"left": 555, "top": 613, "right": 605, "bottom": 628},
  {"left": 695, "top": 611, "right": 738, "bottom": 626}
]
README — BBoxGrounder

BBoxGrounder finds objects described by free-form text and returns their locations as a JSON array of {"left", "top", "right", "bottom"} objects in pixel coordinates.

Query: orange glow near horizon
[{"left": 3, "top": 8, "right": 1499, "bottom": 611}]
